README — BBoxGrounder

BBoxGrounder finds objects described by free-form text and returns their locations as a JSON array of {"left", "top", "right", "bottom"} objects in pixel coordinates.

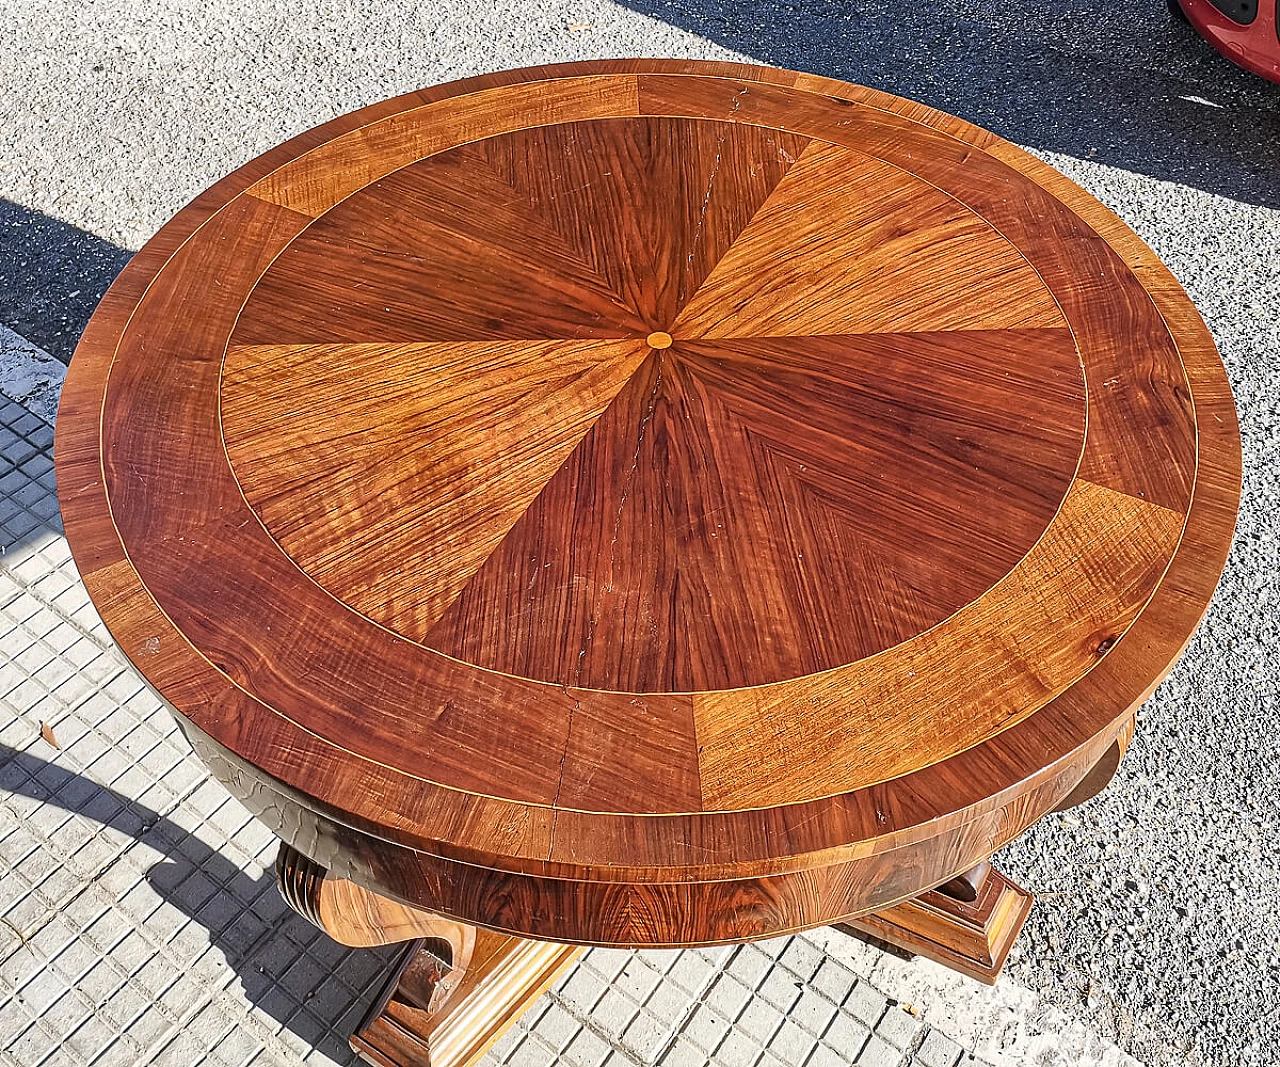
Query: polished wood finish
[
  {"left": 278, "top": 842, "right": 582, "bottom": 1066},
  {"left": 276, "top": 843, "right": 476, "bottom": 959},
  {"left": 57, "top": 60, "right": 1240, "bottom": 949},
  {"left": 1053, "top": 711, "right": 1138, "bottom": 813},
  {"left": 352, "top": 934, "right": 582, "bottom": 1067},
  {"left": 840, "top": 864, "right": 1034, "bottom": 985},
  {"left": 935, "top": 861, "right": 992, "bottom": 905}
]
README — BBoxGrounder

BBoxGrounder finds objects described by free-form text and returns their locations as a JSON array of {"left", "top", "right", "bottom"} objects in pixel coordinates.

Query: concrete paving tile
[
  {"left": 683, "top": 1002, "right": 733, "bottom": 1053},
  {"left": 915, "top": 1029, "right": 963, "bottom": 1067},
  {"left": 6, "top": 1019, "right": 58, "bottom": 1067},
  {"left": 77, "top": 653, "right": 124, "bottom": 688},
  {"left": 789, "top": 988, "right": 838, "bottom": 1039},
  {"left": 533, "top": 1000, "right": 582, "bottom": 1053},
  {"left": 807, "top": 1043, "right": 851, "bottom": 1067},
  {"left": 152, "top": 1028, "right": 216, "bottom": 1067},
  {"left": 0, "top": 999, "right": 36, "bottom": 1047},
  {"left": 734, "top": 996, "right": 784, "bottom": 1046},
  {"left": 558, "top": 964, "right": 609, "bottom": 1015},
  {"left": 6, "top": 678, "right": 50, "bottom": 713},
  {"left": 757, "top": 968, "right": 802, "bottom": 1013},
  {"left": 210, "top": 1023, "right": 263, "bottom": 1067},
  {"left": 13, "top": 640, "right": 54, "bottom": 675},
  {"left": 0, "top": 625, "right": 29, "bottom": 660},
  {"left": 766, "top": 1018, "right": 816, "bottom": 1066},
  {"left": 619, "top": 1006, "right": 669, "bottom": 1061},
  {"left": 506, "top": 1033, "right": 559, "bottom": 1067},
  {"left": 657, "top": 1035, "right": 709, "bottom": 1067},
  {"left": 33, "top": 986, "right": 94, "bottom": 1046},
  {"left": 704, "top": 972, "right": 753, "bottom": 1022},
  {"left": 708, "top": 1028, "right": 761, "bottom": 1067},
  {"left": 642, "top": 972, "right": 694, "bottom": 1025},
  {"left": 564, "top": 1026, "right": 612, "bottom": 1067},
  {"left": 12, "top": 963, "right": 69, "bottom": 1017},
  {"left": 122, "top": 996, "right": 184, "bottom": 1053},
  {"left": 65, "top": 1011, "right": 123, "bottom": 1064},
  {"left": 1, "top": 825, "right": 45, "bottom": 871},
  {"left": 613, "top": 954, "right": 665, "bottom": 1005},
  {"left": 876, "top": 1005, "right": 923, "bottom": 1051},
  {"left": 487, "top": 1020, "right": 526, "bottom": 1062},
  {"left": 821, "top": 1012, "right": 873, "bottom": 1062},
  {"left": 639, "top": 948, "right": 681, "bottom": 974},
  {"left": 583, "top": 947, "right": 631, "bottom": 982},
  {"left": 778, "top": 939, "right": 825, "bottom": 983},
  {"left": 21, "top": 915, "right": 79, "bottom": 970},
  {"left": 858, "top": 1033, "right": 905, "bottom": 1067},
  {"left": 3, "top": 890, "right": 51, "bottom": 938},
  {"left": 809, "top": 958, "right": 858, "bottom": 1009},
  {"left": 97, "top": 975, "right": 152, "bottom": 1030},
  {"left": 845, "top": 980, "right": 890, "bottom": 1029},
  {"left": 665, "top": 950, "right": 719, "bottom": 996}
]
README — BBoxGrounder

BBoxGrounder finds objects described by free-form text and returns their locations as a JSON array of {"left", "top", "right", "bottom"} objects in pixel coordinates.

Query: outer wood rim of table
[{"left": 56, "top": 56, "right": 1239, "bottom": 1015}]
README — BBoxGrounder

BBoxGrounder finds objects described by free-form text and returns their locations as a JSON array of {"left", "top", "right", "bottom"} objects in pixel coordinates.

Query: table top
[{"left": 57, "top": 60, "right": 1240, "bottom": 944}]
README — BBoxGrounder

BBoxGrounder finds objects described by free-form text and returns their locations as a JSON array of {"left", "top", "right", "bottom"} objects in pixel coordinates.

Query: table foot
[
  {"left": 836, "top": 863, "right": 1033, "bottom": 984},
  {"left": 275, "top": 843, "right": 582, "bottom": 1067},
  {"left": 351, "top": 932, "right": 583, "bottom": 1067}
]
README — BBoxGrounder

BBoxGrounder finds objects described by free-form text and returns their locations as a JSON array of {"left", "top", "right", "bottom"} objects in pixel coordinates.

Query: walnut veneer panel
[{"left": 57, "top": 61, "right": 1239, "bottom": 945}]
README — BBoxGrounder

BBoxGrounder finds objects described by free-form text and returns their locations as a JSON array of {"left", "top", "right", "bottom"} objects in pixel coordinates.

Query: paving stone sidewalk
[{"left": 0, "top": 385, "right": 995, "bottom": 1067}]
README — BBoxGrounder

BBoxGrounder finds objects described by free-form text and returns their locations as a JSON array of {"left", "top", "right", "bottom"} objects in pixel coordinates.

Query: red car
[{"left": 1172, "top": 0, "right": 1280, "bottom": 83}]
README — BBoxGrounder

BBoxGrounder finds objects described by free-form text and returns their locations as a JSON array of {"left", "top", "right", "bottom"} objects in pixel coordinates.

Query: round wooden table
[{"left": 56, "top": 60, "right": 1240, "bottom": 1067}]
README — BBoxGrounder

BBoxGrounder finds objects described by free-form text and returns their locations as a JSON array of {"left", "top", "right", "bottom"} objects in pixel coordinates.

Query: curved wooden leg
[
  {"left": 934, "top": 859, "right": 991, "bottom": 903},
  {"left": 1053, "top": 711, "right": 1138, "bottom": 813},
  {"left": 277, "top": 843, "right": 475, "bottom": 958},
  {"left": 276, "top": 843, "right": 582, "bottom": 1067}
]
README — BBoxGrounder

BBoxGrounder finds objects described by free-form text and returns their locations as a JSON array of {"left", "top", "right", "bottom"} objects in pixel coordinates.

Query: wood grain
[
  {"left": 673, "top": 141, "right": 1065, "bottom": 337},
  {"left": 463, "top": 118, "right": 809, "bottom": 331},
  {"left": 56, "top": 61, "right": 1239, "bottom": 947},
  {"left": 250, "top": 75, "right": 639, "bottom": 217},
  {"left": 352, "top": 932, "right": 583, "bottom": 1067},
  {"left": 276, "top": 842, "right": 477, "bottom": 953},
  {"left": 223, "top": 339, "right": 650, "bottom": 636},
  {"left": 638, "top": 73, "right": 1197, "bottom": 512},
  {"left": 693, "top": 478, "right": 1182, "bottom": 808},
  {"left": 428, "top": 329, "right": 1084, "bottom": 691},
  {"left": 839, "top": 865, "right": 1033, "bottom": 985}
]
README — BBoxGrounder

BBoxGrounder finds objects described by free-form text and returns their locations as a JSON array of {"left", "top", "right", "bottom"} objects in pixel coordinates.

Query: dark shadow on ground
[
  {"left": 619, "top": 0, "right": 1280, "bottom": 207},
  {"left": 0, "top": 742, "right": 396, "bottom": 1066},
  {"left": 0, "top": 200, "right": 133, "bottom": 364}
]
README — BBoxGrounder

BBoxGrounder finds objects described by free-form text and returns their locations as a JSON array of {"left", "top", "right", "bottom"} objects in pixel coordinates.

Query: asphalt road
[{"left": 1, "top": 1, "right": 1277, "bottom": 1064}]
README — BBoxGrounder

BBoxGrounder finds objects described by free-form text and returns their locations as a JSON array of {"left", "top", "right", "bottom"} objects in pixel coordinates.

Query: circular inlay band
[
  {"left": 220, "top": 116, "right": 1088, "bottom": 695},
  {"left": 57, "top": 63, "right": 1238, "bottom": 902}
]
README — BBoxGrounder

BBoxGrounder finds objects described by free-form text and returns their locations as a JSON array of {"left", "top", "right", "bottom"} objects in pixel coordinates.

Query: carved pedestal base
[
  {"left": 277, "top": 845, "right": 1032, "bottom": 1066},
  {"left": 266, "top": 708, "right": 1140, "bottom": 1058},
  {"left": 838, "top": 864, "right": 1034, "bottom": 984},
  {"left": 352, "top": 932, "right": 582, "bottom": 1067},
  {"left": 275, "top": 844, "right": 582, "bottom": 1067}
]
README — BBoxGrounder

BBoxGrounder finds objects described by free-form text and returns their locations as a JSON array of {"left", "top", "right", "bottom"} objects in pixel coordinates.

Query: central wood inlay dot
[{"left": 646, "top": 331, "right": 673, "bottom": 349}]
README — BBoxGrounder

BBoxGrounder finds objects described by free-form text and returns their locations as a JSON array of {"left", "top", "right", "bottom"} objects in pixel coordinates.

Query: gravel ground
[{"left": 0, "top": 1, "right": 1277, "bottom": 1064}]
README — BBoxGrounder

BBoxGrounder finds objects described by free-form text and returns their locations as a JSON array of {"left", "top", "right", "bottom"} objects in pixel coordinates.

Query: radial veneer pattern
[{"left": 56, "top": 60, "right": 1239, "bottom": 946}]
